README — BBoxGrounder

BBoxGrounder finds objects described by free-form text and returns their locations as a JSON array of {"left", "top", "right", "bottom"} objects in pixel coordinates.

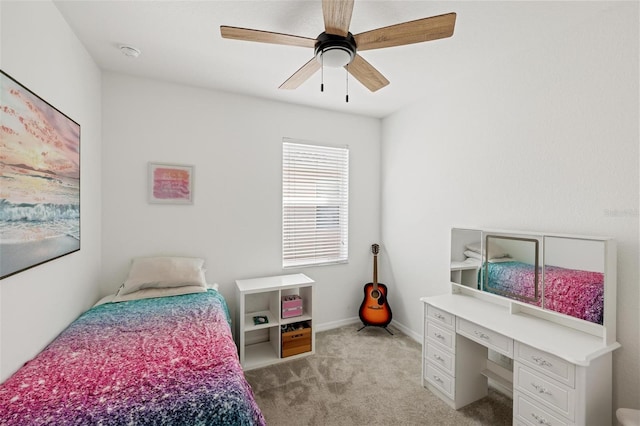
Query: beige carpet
[{"left": 244, "top": 324, "right": 512, "bottom": 425}]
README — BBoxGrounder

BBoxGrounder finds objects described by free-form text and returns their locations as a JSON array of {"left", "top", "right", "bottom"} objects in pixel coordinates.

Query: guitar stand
[{"left": 357, "top": 324, "right": 394, "bottom": 335}]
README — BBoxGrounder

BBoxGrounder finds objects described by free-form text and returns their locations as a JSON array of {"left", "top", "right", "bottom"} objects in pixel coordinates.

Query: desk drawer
[
  {"left": 457, "top": 318, "right": 513, "bottom": 357},
  {"left": 427, "top": 305, "right": 455, "bottom": 329},
  {"left": 426, "top": 322, "right": 455, "bottom": 352},
  {"left": 514, "top": 391, "right": 574, "bottom": 426},
  {"left": 426, "top": 342, "right": 455, "bottom": 376},
  {"left": 425, "top": 363, "right": 454, "bottom": 400},
  {"left": 515, "top": 362, "right": 575, "bottom": 421},
  {"left": 515, "top": 342, "right": 575, "bottom": 388}
]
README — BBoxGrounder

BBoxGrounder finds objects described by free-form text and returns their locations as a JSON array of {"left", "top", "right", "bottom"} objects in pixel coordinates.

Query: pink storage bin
[
  {"left": 282, "top": 307, "right": 303, "bottom": 318},
  {"left": 281, "top": 295, "right": 303, "bottom": 318}
]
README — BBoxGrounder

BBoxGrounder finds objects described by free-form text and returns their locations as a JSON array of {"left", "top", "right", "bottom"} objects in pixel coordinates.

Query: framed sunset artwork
[
  {"left": 148, "top": 162, "right": 194, "bottom": 204},
  {"left": 0, "top": 70, "right": 81, "bottom": 280}
]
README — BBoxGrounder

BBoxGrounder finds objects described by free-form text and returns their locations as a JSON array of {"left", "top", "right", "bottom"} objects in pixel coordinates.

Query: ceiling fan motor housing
[{"left": 314, "top": 32, "right": 357, "bottom": 67}]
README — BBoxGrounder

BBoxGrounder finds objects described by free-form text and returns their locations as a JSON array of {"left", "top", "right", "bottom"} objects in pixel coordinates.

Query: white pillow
[
  {"left": 119, "top": 256, "right": 207, "bottom": 295},
  {"left": 112, "top": 285, "right": 206, "bottom": 303},
  {"left": 464, "top": 250, "right": 482, "bottom": 260},
  {"left": 465, "top": 242, "right": 482, "bottom": 253},
  {"left": 465, "top": 242, "right": 509, "bottom": 260}
]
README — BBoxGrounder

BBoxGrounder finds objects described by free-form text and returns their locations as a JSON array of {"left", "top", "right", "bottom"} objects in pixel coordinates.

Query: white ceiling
[{"left": 52, "top": 1, "right": 615, "bottom": 118}]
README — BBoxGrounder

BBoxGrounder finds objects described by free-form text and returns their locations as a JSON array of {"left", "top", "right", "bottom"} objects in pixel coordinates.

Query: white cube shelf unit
[{"left": 235, "top": 273, "right": 315, "bottom": 370}]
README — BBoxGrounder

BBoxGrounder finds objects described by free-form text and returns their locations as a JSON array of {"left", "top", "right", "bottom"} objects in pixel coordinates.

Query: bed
[
  {"left": 0, "top": 257, "right": 265, "bottom": 425},
  {"left": 485, "top": 260, "right": 604, "bottom": 324}
]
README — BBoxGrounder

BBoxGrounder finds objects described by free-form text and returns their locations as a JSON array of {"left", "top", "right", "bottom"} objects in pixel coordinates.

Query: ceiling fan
[{"left": 220, "top": 0, "right": 456, "bottom": 94}]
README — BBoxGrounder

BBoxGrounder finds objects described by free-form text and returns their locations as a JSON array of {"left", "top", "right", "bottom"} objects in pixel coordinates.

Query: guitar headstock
[{"left": 371, "top": 243, "right": 380, "bottom": 255}]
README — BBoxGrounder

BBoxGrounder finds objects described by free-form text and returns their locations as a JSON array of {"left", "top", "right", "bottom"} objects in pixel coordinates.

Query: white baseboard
[
  {"left": 315, "top": 316, "right": 361, "bottom": 332},
  {"left": 389, "top": 320, "right": 422, "bottom": 343},
  {"left": 315, "top": 317, "right": 422, "bottom": 345}
]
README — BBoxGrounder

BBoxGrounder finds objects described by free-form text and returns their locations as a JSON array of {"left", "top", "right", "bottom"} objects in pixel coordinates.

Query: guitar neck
[{"left": 373, "top": 254, "right": 378, "bottom": 290}]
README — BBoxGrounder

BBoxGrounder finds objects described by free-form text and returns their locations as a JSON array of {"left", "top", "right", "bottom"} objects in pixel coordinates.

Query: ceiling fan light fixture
[
  {"left": 314, "top": 32, "right": 356, "bottom": 68},
  {"left": 317, "top": 47, "right": 353, "bottom": 67}
]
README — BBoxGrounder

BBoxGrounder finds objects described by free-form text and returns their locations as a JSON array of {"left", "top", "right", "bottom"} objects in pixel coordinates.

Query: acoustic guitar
[{"left": 358, "top": 243, "right": 392, "bottom": 328}]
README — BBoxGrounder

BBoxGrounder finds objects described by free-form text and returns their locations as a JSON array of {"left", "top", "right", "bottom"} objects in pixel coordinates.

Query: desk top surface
[{"left": 421, "top": 292, "right": 619, "bottom": 366}]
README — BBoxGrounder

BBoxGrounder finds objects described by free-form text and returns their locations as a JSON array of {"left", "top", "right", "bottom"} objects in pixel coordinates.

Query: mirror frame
[{"left": 483, "top": 235, "right": 540, "bottom": 302}]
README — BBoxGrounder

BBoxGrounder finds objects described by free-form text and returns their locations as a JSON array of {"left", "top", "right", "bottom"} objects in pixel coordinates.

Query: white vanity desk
[
  {"left": 422, "top": 228, "right": 620, "bottom": 426},
  {"left": 422, "top": 291, "right": 619, "bottom": 425}
]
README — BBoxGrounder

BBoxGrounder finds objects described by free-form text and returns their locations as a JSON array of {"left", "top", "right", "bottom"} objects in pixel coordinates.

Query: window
[{"left": 282, "top": 139, "right": 349, "bottom": 268}]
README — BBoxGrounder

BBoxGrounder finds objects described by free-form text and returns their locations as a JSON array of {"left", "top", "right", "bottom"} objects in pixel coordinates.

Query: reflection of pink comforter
[
  {"left": 0, "top": 290, "right": 265, "bottom": 425},
  {"left": 486, "top": 261, "right": 604, "bottom": 324}
]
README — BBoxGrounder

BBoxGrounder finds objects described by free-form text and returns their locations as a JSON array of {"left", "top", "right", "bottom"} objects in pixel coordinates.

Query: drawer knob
[
  {"left": 434, "top": 332, "right": 445, "bottom": 340},
  {"left": 433, "top": 374, "right": 443, "bottom": 383},
  {"left": 433, "top": 354, "right": 444, "bottom": 362},
  {"left": 531, "top": 413, "right": 552, "bottom": 426},
  {"left": 434, "top": 313, "right": 446, "bottom": 320},
  {"left": 531, "top": 382, "right": 552, "bottom": 396},
  {"left": 531, "top": 355, "right": 553, "bottom": 368},
  {"left": 474, "top": 330, "right": 490, "bottom": 340}
]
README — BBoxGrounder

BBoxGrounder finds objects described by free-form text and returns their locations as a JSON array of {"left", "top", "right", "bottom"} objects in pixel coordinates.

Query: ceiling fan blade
[
  {"left": 354, "top": 12, "right": 456, "bottom": 51},
  {"left": 220, "top": 26, "right": 316, "bottom": 48},
  {"left": 346, "top": 54, "right": 389, "bottom": 92},
  {"left": 322, "top": 0, "right": 355, "bottom": 37},
  {"left": 279, "top": 58, "right": 322, "bottom": 90}
]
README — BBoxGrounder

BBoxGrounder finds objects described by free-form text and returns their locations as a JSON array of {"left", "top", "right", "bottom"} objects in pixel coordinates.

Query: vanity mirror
[{"left": 450, "top": 228, "right": 613, "bottom": 327}]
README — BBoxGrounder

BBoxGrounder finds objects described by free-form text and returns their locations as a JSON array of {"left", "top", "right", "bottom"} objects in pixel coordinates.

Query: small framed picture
[{"left": 148, "top": 162, "right": 194, "bottom": 204}]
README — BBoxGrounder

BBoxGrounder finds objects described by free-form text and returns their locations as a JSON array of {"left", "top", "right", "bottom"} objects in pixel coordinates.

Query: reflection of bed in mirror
[
  {"left": 451, "top": 229, "right": 612, "bottom": 326},
  {"left": 485, "top": 261, "right": 604, "bottom": 324}
]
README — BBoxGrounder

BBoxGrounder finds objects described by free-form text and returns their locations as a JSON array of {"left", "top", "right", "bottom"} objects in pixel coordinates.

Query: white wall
[
  {"left": 101, "top": 73, "right": 381, "bottom": 329},
  {"left": 381, "top": 1, "right": 639, "bottom": 412},
  {"left": 0, "top": 1, "right": 102, "bottom": 381}
]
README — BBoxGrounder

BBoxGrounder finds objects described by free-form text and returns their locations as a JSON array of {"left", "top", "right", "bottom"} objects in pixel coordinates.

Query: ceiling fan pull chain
[
  {"left": 345, "top": 65, "right": 349, "bottom": 103},
  {"left": 321, "top": 51, "right": 324, "bottom": 92}
]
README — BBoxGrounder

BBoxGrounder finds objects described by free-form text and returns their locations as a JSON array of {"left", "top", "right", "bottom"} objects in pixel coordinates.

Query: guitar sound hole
[{"left": 371, "top": 289, "right": 380, "bottom": 299}]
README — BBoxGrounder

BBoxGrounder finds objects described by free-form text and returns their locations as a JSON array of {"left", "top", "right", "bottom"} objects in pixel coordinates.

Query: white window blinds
[{"left": 282, "top": 140, "right": 349, "bottom": 268}]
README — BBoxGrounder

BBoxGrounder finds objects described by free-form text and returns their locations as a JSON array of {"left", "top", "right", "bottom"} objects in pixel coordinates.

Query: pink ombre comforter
[
  {"left": 0, "top": 290, "right": 265, "bottom": 425},
  {"left": 485, "top": 261, "right": 604, "bottom": 324}
]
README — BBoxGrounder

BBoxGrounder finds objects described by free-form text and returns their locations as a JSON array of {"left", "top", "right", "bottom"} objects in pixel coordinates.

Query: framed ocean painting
[
  {"left": 148, "top": 162, "right": 194, "bottom": 204},
  {"left": 0, "top": 70, "right": 80, "bottom": 279}
]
